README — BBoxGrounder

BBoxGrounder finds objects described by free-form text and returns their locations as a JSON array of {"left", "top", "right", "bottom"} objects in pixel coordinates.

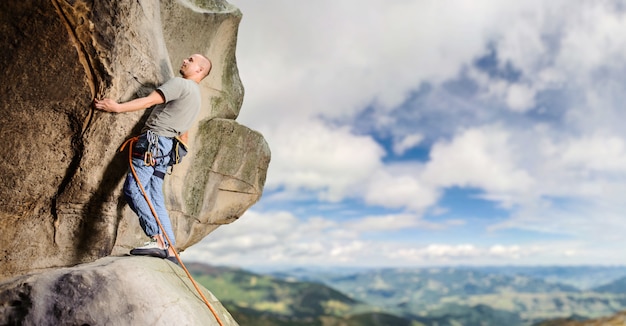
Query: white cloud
[
  {"left": 182, "top": 210, "right": 615, "bottom": 267},
  {"left": 554, "top": 2, "right": 626, "bottom": 77},
  {"left": 490, "top": 198, "right": 626, "bottom": 242},
  {"left": 521, "top": 131, "right": 626, "bottom": 201},
  {"left": 262, "top": 119, "right": 385, "bottom": 202},
  {"left": 505, "top": 83, "right": 536, "bottom": 112},
  {"left": 345, "top": 213, "right": 419, "bottom": 232},
  {"left": 393, "top": 133, "right": 423, "bottom": 155},
  {"left": 419, "top": 244, "right": 480, "bottom": 259},
  {"left": 182, "top": 210, "right": 363, "bottom": 266},
  {"left": 489, "top": 245, "right": 523, "bottom": 259},
  {"left": 559, "top": 134, "right": 626, "bottom": 173},
  {"left": 363, "top": 167, "right": 439, "bottom": 212},
  {"left": 422, "top": 126, "right": 534, "bottom": 195},
  {"left": 344, "top": 213, "right": 451, "bottom": 232}
]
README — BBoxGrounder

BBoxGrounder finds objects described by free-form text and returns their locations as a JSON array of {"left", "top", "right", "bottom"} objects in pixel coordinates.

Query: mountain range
[{"left": 186, "top": 263, "right": 626, "bottom": 326}]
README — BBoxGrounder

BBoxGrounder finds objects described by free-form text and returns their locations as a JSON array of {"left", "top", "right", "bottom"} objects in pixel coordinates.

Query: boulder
[
  {"left": 0, "top": 0, "right": 269, "bottom": 284},
  {"left": 0, "top": 257, "right": 238, "bottom": 326}
]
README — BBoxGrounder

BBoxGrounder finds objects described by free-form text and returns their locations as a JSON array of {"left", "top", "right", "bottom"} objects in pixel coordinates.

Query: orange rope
[{"left": 124, "top": 137, "right": 224, "bottom": 326}]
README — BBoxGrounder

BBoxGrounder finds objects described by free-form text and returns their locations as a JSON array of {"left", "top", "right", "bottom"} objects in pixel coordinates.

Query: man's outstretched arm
[{"left": 94, "top": 90, "right": 165, "bottom": 113}]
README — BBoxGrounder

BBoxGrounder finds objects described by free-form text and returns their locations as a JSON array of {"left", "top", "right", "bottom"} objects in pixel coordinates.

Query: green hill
[
  {"left": 186, "top": 263, "right": 417, "bottom": 325},
  {"left": 186, "top": 263, "right": 626, "bottom": 326}
]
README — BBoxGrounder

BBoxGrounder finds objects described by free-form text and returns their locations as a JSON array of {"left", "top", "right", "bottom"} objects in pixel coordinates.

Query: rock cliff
[
  {"left": 0, "top": 0, "right": 268, "bottom": 278},
  {"left": 0, "top": 0, "right": 267, "bottom": 324}
]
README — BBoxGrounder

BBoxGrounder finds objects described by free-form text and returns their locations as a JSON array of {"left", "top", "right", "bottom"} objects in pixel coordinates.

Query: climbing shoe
[{"left": 130, "top": 238, "right": 168, "bottom": 258}]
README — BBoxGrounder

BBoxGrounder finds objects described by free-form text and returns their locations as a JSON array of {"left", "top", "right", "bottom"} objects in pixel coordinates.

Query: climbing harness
[
  {"left": 121, "top": 130, "right": 188, "bottom": 173},
  {"left": 120, "top": 134, "right": 224, "bottom": 326}
]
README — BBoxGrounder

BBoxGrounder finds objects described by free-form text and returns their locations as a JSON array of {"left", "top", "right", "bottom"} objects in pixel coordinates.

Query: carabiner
[{"left": 144, "top": 151, "right": 155, "bottom": 166}]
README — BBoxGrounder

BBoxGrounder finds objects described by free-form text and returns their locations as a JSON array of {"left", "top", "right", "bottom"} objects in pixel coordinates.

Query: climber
[{"left": 93, "top": 54, "right": 212, "bottom": 263}]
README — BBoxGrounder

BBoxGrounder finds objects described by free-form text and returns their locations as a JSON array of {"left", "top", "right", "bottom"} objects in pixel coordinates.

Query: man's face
[{"left": 179, "top": 55, "right": 202, "bottom": 77}]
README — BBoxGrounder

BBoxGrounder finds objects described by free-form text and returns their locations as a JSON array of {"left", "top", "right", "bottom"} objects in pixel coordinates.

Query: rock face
[
  {"left": 0, "top": 0, "right": 270, "bottom": 283},
  {"left": 0, "top": 257, "right": 238, "bottom": 326}
]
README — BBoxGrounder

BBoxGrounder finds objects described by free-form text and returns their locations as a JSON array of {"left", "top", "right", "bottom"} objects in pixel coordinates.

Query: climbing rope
[{"left": 121, "top": 136, "right": 224, "bottom": 326}]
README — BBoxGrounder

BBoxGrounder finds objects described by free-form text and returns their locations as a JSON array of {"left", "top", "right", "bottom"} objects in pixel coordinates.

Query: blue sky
[{"left": 182, "top": 0, "right": 626, "bottom": 268}]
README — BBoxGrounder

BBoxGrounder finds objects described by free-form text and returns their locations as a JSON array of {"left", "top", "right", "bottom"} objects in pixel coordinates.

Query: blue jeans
[{"left": 123, "top": 132, "right": 176, "bottom": 247}]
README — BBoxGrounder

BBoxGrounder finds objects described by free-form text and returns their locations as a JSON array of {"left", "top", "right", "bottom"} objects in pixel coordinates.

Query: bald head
[
  {"left": 196, "top": 54, "right": 212, "bottom": 79},
  {"left": 179, "top": 54, "right": 212, "bottom": 83}
]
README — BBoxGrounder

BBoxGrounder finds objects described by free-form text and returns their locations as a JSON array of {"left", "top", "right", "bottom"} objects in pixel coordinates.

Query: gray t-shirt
[{"left": 142, "top": 77, "right": 201, "bottom": 138}]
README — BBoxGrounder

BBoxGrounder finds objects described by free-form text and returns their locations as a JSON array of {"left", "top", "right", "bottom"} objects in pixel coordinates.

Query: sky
[{"left": 182, "top": 0, "right": 626, "bottom": 269}]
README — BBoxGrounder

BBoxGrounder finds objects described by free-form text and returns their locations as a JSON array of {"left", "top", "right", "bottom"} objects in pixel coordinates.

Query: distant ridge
[
  {"left": 593, "top": 275, "right": 626, "bottom": 293},
  {"left": 184, "top": 262, "right": 626, "bottom": 326}
]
